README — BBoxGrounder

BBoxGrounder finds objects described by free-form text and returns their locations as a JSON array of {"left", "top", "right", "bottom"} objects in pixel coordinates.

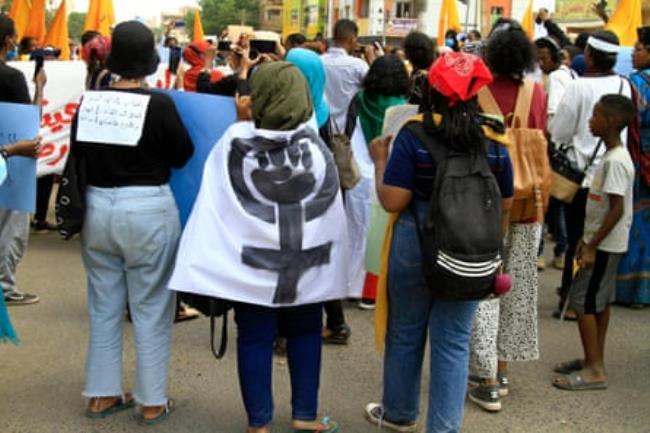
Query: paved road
[{"left": 1, "top": 231, "right": 649, "bottom": 433}]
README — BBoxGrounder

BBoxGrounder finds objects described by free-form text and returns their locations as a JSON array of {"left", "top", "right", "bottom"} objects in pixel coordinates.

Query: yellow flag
[
  {"left": 606, "top": 0, "right": 642, "bottom": 47},
  {"left": 84, "top": 0, "right": 115, "bottom": 36},
  {"left": 44, "top": 0, "right": 70, "bottom": 60},
  {"left": 521, "top": 0, "right": 534, "bottom": 40},
  {"left": 8, "top": 0, "right": 31, "bottom": 38},
  {"left": 193, "top": 10, "right": 205, "bottom": 42},
  {"left": 23, "top": 0, "right": 46, "bottom": 45},
  {"left": 437, "top": 0, "right": 462, "bottom": 46}
]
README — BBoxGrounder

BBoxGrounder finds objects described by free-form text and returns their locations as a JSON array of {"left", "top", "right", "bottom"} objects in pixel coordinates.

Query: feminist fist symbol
[{"left": 228, "top": 129, "right": 339, "bottom": 304}]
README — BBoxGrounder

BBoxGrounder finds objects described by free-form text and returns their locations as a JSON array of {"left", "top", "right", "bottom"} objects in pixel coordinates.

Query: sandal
[
  {"left": 175, "top": 305, "right": 200, "bottom": 323},
  {"left": 85, "top": 393, "right": 135, "bottom": 419},
  {"left": 552, "top": 371, "right": 608, "bottom": 391},
  {"left": 553, "top": 359, "right": 584, "bottom": 375},
  {"left": 136, "top": 398, "right": 176, "bottom": 426},
  {"left": 322, "top": 324, "right": 351, "bottom": 345},
  {"left": 294, "top": 416, "right": 339, "bottom": 433}
]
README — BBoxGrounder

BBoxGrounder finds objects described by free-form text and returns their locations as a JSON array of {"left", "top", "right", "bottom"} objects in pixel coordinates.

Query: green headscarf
[
  {"left": 356, "top": 91, "right": 407, "bottom": 144},
  {"left": 250, "top": 61, "right": 313, "bottom": 131}
]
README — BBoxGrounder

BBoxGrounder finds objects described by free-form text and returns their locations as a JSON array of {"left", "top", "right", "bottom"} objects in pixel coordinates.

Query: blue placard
[
  {"left": 0, "top": 102, "right": 40, "bottom": 213},
  {"left": 165, "top": 91, "right": 237, "bottom": 227}
]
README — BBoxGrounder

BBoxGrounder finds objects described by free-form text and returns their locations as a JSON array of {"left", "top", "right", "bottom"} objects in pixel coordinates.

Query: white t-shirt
[
  {"left": 547, "top": 65, "right": 576, "bottom": 118},
  {"left": 583, "top": 146, "right": 635, "bottom": 253},
  {"left": 549, "top": 75, "right": 632, "bottom": 187}
]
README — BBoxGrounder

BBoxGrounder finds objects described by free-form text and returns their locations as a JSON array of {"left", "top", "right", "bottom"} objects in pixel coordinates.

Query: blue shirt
[{"left": 384, "top": 127, "right": 514, "bottom": 200}]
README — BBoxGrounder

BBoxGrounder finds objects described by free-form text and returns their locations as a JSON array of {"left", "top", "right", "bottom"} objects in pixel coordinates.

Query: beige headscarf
[{"left": 250, "top": 61, "right": 313, "bottom": 131}]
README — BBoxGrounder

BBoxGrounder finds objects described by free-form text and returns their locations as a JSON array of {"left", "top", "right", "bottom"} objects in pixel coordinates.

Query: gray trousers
[{"left": 0, "top": 209, "right": 29, "bottom": 295}]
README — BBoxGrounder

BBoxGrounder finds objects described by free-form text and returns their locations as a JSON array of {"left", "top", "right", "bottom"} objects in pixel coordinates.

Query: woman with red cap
[{"left": 364, "top": 52, "right": 514, "bottom": 433}]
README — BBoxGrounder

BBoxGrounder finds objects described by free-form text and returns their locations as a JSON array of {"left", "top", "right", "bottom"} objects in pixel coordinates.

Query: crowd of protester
[{"left": 0, "top": 7, "right": 649, "bottom": 433}]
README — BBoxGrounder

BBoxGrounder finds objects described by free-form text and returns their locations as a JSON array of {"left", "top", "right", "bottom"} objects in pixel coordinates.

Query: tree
[
  {"left": 198, "top": 0, "right": 260, "bottom": 36},
  {"left": 67, "top": 11, "right": 85, "bottom": 42},
  {"left": 1, "top": 0, "right": 13, "bottom": 14}
]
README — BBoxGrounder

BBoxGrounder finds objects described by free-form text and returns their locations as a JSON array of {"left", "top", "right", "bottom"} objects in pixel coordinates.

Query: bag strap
[
  {"left": 344, "top": 94, "right": 358, "bottom": 138},
  {"left": 639, "top": 71, "right": 650, "bottom": 87},
  {"left": 477, "top": 87, "right": 503, "bottom": 117},
  {"left": 512, "top": 80, "right": 535, "bottom": 129},
  {"left": 209, "top": 303, "right": 228, "bottom": 360}
]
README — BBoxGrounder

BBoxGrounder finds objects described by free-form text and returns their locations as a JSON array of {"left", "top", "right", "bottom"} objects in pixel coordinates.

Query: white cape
[{"left": 169, "top": 121, "right": 349, "bottom": 307}]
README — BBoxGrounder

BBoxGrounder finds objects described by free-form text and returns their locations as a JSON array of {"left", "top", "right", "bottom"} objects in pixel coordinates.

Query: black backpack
[
  {"left": 178, "top": 293, "right": 230, "bottom": 359},
  {"left": 405, "top": 115, "right": 503, "bottom": 301}
]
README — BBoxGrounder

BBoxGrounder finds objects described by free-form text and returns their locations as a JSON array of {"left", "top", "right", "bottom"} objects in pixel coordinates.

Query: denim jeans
[
  {"left": 81, "top": 185, "right": 179, "bottom": 406},
  {"left": 234, "top": 302, "right": 323, "bottom": 427},
  {"left": 382, "top": 204, "right": 478, "bottom": 433}
]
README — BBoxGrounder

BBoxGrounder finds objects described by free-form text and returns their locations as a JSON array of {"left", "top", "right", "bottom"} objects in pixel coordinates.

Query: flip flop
[
  {"left": 553, "top": 359, "right": 584, "bottom": 375},
  {"left": 294, "top": 416, "right": 339, "bottom": 433},
  {"left": 552, "top": 371, "right": 608, "bottom": 391},
  {"left": 85, "top": 394, "right": 135, "bottom": 419},
  {"left": 136, "top": 399, "right": 176, "bottom": 426}
]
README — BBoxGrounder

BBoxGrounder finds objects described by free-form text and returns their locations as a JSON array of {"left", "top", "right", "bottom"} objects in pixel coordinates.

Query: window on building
[
  {"left": 396, "top": 0, "right": 412, "bottom": 18},
  {"left": 356, "top": 0, "right": 370, "bottom": 18}
]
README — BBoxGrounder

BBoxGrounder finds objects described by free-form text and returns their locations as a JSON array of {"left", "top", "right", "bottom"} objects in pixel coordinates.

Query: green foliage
[
  {"left": 68, "top": 12, "right": 86, "bottom": 42},
  {"left": 199, "top": 0, "right": 260, "bottom": 35},
  {"left": 1, "top": 0, "right": 12, "bottom": 14}
]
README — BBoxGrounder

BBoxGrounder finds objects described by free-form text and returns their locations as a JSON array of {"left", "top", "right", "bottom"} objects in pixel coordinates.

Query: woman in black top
[{"left": 69, "top": 21, "right": 193, "bottom": 425}]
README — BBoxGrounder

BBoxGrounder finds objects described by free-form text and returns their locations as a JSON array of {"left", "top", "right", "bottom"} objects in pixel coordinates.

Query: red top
[{"left": 488, "top": 76, "right": 547, "bottom": 130}]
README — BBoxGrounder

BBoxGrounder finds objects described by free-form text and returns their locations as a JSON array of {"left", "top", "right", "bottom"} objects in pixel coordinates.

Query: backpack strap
[
  {"left": 344, "top": 94, "right": 359, "bottom": 138},
  {"left": 477, "top": 87, "right": 503, "bottom": 117},
  {"left": 512, "top": 80, "right": 535, "bottom": 129}
]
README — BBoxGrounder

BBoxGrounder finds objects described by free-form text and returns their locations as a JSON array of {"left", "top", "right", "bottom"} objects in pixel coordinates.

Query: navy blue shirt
[{"left": 384, "top": 127, "right": 514, "bottom": 200}]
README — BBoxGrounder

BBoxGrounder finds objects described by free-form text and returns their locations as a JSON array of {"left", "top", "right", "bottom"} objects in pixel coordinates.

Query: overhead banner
[{"left": 10, "top": 61, "right": 179, "bottom": 177}]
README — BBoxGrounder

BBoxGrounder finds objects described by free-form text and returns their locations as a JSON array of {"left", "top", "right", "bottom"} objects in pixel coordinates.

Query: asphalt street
[{"left": 1, "top": 231, "right": 649, "bottom": 433}]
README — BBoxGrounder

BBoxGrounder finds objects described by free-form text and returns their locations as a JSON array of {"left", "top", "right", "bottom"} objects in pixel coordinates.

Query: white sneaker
[{"left": 364, "top": 403, "right": 418, "bottom": 432}]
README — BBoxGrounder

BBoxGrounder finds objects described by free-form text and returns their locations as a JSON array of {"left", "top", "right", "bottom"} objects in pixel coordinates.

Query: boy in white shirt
[{"left": 552, "top": 94, "right": 636, "bottom": 391}]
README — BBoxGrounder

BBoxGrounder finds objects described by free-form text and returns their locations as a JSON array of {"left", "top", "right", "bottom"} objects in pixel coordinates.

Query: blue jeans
[
  {"left": 382, "top": 205, "right": 478, "bottom": 433},
  {"left": 234, "top": 302, "right": 323, "bottom": 427},
  {"left": 81, "top": 185, "right": 179, "bottom": 406}
]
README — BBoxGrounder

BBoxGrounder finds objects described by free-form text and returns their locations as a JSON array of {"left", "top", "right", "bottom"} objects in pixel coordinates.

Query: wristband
[{"left": 0, "top": 147, "right": 9, "bottom": 160}]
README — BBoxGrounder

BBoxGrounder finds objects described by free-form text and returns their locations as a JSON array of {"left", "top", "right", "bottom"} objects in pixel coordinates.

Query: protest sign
[
  {"left": 0, "top": 102, "right": 41, "bottom": 213},
  {"left": 166, "top": 91, "right": 237, "bottom": 226},
  {"left": 77, "top": 91, "right": 151, "bottom": 146},
  {"left": 10, "top": 61, "right": 180, "bottom": 177}
]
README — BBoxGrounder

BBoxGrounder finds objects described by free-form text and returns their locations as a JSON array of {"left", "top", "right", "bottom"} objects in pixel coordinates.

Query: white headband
[{"left": 587, "top": 36, "right": 620, "bottom": 54}]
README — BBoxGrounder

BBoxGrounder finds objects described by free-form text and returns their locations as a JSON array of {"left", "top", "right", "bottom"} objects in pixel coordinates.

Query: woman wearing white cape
[{"left": 169, "top": 62, "right": 347, "bottom": 433}]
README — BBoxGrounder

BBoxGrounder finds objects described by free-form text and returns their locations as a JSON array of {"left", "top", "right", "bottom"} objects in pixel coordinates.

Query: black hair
[
  {"left": 19, "top": 36, "right": 36, "bottom": 54},
  {"left": 486, "top": 24, "right": 535, "bottom": 80},
  {"left": 333, "top": 19, "right": 358, "bottom": 42},
  {"left": 403, "top": 31, "right": 434, "bottom": 71},
  {"left": 0, "top": 15, "right": 15, "bottom": 50},
  {"left": 535, "top": 37, "right": 561, "bottom": 65},
  {"left": 81, "top": 30, "right": 101, "bottom": 46},
  {"left": 420, "top": 87, "right": 484, "bottom": 154},
  {"left": 469, "top": 30, "right": 482, "bottom": 40},
  {"left": 488, "top": 18, "right": 522, "bottom": 37},
  {"left": 286, "top": 33, "right": 307, "bottom": 47},
  {"left": 575, "top": 32, "right": 590, "bottom": 51},
  {"left": 444, "top": 29, "right": 460, "bottom": 51},
  {"left": 362, "top": 54, "right": 409, "bottom": 97},
  {"left": 598, "top": 94, "right": 635, "bottom": 131},
  {"left": 586, "top": 30, "right": 619, "bottom": 72},
  {"left": 164, "top": 36, "right": 178, "bottom": 47}
]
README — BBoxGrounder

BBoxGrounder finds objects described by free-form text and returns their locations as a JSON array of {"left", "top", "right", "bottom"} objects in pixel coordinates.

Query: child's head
[{"left": 589, "top": 94, "right": 635, "bottom": 138}]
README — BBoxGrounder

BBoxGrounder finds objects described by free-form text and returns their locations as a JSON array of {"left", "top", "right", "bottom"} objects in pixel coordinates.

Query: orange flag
[
  {"left": 23, "top": 0, "right": 46, "bottom": 45},
  {"left": 8, "top": 0, "right": 31, "bottom": 38},
  {"left": 437, "top": 0, "right": 461, "bottom": 46},
  {"left": 193, "top": 9, "right": 205, "bottom": 42},
  {"left": 606, "top": 0, "right": 642, "bottom": 47},
  {"left": 44, "top": 0, "right": 70, "bottom": 60},
  {"left": 84, "top": 0, "right": 115, "bottom": 36},
  {"left": 520, "top": 0, "right": 534, "bottom": 40}
]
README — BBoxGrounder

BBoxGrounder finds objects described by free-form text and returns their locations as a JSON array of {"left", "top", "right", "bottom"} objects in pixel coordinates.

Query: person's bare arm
[
  {"left": 33, "top": 69, "right": 46, "bottom": 110},
  {"left": 577, "top": 194, "right": 623, "bottom": 268},
  {"left": 2, "top": 138, "right": 41, "bottom": 158},
  {"left": 370, "top": 135, "right": 413, "bottom": 212}
]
